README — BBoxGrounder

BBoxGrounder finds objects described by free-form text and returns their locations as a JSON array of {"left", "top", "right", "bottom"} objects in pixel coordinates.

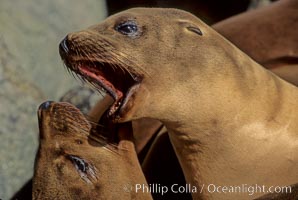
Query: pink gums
[{"left": 78, "top": 66, "right": 123, "bottom": 100}]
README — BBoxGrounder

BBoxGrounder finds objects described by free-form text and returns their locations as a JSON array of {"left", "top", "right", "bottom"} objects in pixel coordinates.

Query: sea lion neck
[
  {"left": 151, "top": 41, "right": 293, "bottom": 127},
  {"left": 159, "top": 49, "right": 298, "bottom": 199},
  {"left": 139, "top": 28, "right": 298, "bottom": 200}
]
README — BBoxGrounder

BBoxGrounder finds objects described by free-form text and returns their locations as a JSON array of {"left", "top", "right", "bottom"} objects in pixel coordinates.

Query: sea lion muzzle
[
  {"left": 38, "top": 100, "right": 53, "bottom": 110},
  {"left": 33, "top": 101, "right": 152, "bottom": 200},
  {"left": 59, "top": 30, "right": 143, "bottom": 121},
  {"left": 59, "top": 36, "right": 70, "bottom": 55}
]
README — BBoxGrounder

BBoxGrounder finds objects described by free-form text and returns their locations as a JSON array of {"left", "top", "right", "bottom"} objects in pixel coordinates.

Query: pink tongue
[{"left": 79, "top": 66, "right": 123, "bottom": 99}]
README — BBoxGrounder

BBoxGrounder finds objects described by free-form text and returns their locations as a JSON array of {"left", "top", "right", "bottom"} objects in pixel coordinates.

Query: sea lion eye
[
  {"left": 68, "top": 155, "right": 88, "bottom": 173},
  {"left": 115, "top": 21, "right": 138, "bottom": 36},
  {"left": 67, "top": 155, "right": 97, "bottom": 183}
]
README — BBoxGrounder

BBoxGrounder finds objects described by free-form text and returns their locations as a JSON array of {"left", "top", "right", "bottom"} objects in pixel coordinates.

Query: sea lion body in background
[
  {"left": 60, "top": 8, "right": 298, "bottom": 199},
  {"left": 33, "top": 101, "right": 152, "bottom": 200},
  {"left": 213, "top": 0, "right": 298, "bottom": 86}
]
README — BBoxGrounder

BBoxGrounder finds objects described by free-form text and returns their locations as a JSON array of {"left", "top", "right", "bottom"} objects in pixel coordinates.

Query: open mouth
[{"left": 63, "top": 60, "right": 142, "bottom": 119}]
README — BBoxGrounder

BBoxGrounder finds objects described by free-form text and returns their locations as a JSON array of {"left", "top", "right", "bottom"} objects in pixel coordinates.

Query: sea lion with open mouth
[
  {"left": 33, "top": 101, "right": 152, "bottom": 200},
  {"left": 59, "top": 8, "right": 298, "bottom": 199}
]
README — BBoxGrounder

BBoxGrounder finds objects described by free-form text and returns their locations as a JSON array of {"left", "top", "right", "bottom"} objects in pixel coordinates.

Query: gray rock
[{"left": 0, "top": 1, "right": 107, "bottom": 199}]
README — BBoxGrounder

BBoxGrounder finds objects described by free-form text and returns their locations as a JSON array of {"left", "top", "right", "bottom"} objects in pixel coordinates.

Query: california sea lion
[
  {"left": 140, "top": 0, "right": 298, "bottom": 197},
  {"left": 59, "top": 8, "right": 298, "bottom": 199},
  {"left": 33, "top": 101, "right": 152, "bottom": 200},
  {"left": 137, "top": 1, "right": 298, "bottom": 198}
]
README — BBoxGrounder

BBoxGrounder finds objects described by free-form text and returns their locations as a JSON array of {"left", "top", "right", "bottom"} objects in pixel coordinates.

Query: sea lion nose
[
  {"left": 39, "top": 101, "right": 54, "bottom": 111},
  {"left": 59, "top": 36, "right": 70, "bottom": 56}
]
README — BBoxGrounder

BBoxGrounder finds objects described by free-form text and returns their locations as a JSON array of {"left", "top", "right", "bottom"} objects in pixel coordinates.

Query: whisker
[{"left": 53, "top": 110, "right": 105, "bottom": 127}]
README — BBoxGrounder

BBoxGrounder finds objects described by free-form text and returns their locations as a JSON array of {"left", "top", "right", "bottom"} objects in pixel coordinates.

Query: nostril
[
  {"left": 59, "top": 36, "right": 70, "bottom": 54},
  {"left": 39, "top": 101, "right": 54, "bottom": 111}
]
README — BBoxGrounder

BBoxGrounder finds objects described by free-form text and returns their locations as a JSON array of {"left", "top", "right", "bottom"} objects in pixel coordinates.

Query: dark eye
[
  {"left": 115, "top": 21, "right": 139, "bottom": 36},
  {"left": 69, "top": 155, "right": 88, "bottom": 173},
  {"left": 67, "top": 155, "right": 97, "bottom": 183}
]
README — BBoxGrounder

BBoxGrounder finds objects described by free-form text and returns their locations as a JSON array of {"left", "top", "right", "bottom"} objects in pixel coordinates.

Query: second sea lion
[{"left": 33, "top": 101, "right": 152, "bottom": 200}]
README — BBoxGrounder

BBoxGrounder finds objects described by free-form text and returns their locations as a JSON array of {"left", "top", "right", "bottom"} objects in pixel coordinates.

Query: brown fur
[
  {"left": 61, "top": 8, "right": 298, "bottom": 199},
  {"left": 255, "top": 183, "right": 298, "bottom": 200},
  {"left": 87, "top": 0, "right": 298, "bottom": 161},
  {"left": 136, "top": 1, "right": 298, "bottom": 198},
  {"left": 89, "top": 0, "right": 298, "bottom": 156},
  {"left": 33, "top": 101, "right": 152, "bottom": 200},
  {"left": 134, "top": 2, "right": 298, "bottom": 198},
  {"left": 213, "top": 0, "right": 298, "bottom": 86}
]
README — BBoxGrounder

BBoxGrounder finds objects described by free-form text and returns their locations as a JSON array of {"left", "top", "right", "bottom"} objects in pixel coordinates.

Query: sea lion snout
[
  {"left": 37, "top": 101, "right": 53, "bottom": 124},
  {"left": 37, "top": 101, "right": 91, "bottom": 140},
  {"left": 37, "top": 101, "right": 55, "bottom": 139},
  {"left": 33, "top": 102, "right": 152, "bottom": 200},
  {"left": 59, "top": 36, "right": 70, "bottom": 56},
  {"left": 59, "top": 26, "right": 144, "bottom": 121},
  {"left": 59, "top": 31, "right": 96, "bottom": 60},
  {"left": 38, "top": 100, "right": 53, "bottom": 110}
]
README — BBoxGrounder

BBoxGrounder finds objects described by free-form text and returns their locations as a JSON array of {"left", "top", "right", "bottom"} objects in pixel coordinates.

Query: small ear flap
[
  {"left": 186, "top": 26, "right": 203, "bottom": 36},
  {"left": 178, "top": 20, "right": 203, "bottom": 36}
]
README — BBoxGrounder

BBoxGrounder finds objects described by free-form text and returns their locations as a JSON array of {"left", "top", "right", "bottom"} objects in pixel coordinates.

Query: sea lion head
[
  {"left": 59, "top": 8, "right": 225, "bottom": 122},
  {"left": 33, "top": 101, "right": 148, "bottom": 200}
]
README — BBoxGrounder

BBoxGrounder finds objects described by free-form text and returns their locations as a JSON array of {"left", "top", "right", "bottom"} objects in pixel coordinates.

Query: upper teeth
[{"left": 100, "top": 87, "right": 107, "bottom": 93}]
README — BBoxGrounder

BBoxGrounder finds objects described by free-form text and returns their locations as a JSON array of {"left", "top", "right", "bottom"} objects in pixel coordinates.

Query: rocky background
[{"left": 0, "top": 1, "right": 107, "bottom": 199}]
